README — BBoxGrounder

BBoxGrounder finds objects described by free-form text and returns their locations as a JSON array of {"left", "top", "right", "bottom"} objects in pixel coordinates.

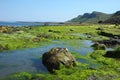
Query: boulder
[{"left": 42, "top": 47, "right": 77, "bottom": 73}]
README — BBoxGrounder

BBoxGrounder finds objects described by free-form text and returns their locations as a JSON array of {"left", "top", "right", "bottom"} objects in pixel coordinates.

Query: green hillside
[
  {"left": 68, "top": 11, "right": 111, "bottom": 23},
  {"left": 104, "top": 10, "right": 120, "bottom": 24}
]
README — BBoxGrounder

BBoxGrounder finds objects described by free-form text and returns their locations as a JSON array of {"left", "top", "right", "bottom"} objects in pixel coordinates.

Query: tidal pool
[{"left": 0, "top": 40, "right": 94, "bottom": 78}]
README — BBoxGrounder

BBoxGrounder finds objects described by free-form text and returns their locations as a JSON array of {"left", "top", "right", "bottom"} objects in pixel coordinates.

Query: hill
[
  {"left": 68, "top": 11, "right": 111, "bottom": 23},
  {"left": 104, "top": 10, "right": 120, "bottom": 24}
]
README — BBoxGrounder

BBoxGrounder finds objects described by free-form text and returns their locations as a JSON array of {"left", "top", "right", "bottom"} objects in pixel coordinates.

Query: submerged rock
[{"left": 42, "top": 47, "right": 77, "bottom": 73}]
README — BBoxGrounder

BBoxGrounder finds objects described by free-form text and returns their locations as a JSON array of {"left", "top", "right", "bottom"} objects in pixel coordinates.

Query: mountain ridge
[
  {"left": 104, "top": 10, "right": 120, "bottom": 24},
  {"left": 68, "top": 11, "right": 112, "bottom": 23}
]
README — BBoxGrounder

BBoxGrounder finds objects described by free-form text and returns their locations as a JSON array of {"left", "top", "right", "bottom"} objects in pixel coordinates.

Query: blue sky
[{"left": 0, "top": 0, "right": 120, "bottom": 22}]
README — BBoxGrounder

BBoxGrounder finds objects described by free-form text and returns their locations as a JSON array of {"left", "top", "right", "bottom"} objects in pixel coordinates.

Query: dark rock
[
  {"left": 114, "top": 36, "right": 119, "bottom": 39},
  {"left": 87, "top": 75, "right": 97, "bottom": 80},
  {"left": 87, "top": 74, "right": 117, "bottom": 80},
  {"left": 48, "top": 29, "right": 61, "bottom": 33},
  {"left": 96, "top": 27, "right": 104, "bottom": 30},
  {"left": 98, "top": 31, "right": 120, "bottom": 38},
  {"left": 4, "top": 44, "right": 9, "bottom": 50},
  {"left": 37, "top": 33, "right": 49, "bottom": 38},
  {"left": 99, "top": 39, "right": 120, "bottom": 47},
  {"left": 0, "top": 44, "right": 4, "bottom": 51},
  {"left": 32, "top": 37, "right": 40, "bottom": 42},
  {"left": 0, "top": 44, "right": 9, "bottom": 51},
  {"left": 48, "top": 29, "right": 53, "bottom": 32},
  {"left": 87, "top": 35, "right": 92, "bottom": 38},
  {"left": 91, "top": 42, "right": 106, "bottom": 50},
  {"left": 53, "top": 31, "right": 61, "bottom": 33},
  {"left": 70, "top": 29, "right": 74, "bottom": 31},
  {"left": 104, "top": 50, "right": 120, "bottom": 58},
  {"left": 42, "top": 47, "right": 77, "bottom": 73},
  {"left": 91, "top": 42, "right": 99, "bottom": 47}
]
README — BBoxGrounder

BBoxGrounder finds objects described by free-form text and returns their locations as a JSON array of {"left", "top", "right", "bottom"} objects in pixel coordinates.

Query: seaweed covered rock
[
  {"left": 0, "top": 44, "right": 9, "bottom": 51},
  {"left": 32, "top": 37, "right": 40, "bottom": 42},
  {"left": 42, "top": 47, "right": 77, "bottom": 73},
  {"left": 91, "top": 42, "right": 106, "bottom": 50},
  {"left": 87, "top": 74, "right": 117, "bottom": 80},
  {"left": 104, "top": 50, "right": 120, "bottom": 58},
  {"left": 99, "top": 39, "right": 120, "bottom": 47}
]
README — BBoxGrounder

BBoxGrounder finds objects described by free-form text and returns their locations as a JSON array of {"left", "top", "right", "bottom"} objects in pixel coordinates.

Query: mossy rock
[
  {"left": 91, "top": 42, "right": 106, "bottom": 50},
  {"left": 42, "top": 47, "right": 77, "bottom": 73}
]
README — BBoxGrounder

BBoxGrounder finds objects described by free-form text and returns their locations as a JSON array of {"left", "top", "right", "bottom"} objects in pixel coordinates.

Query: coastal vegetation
[
  {"left": 0, "top": 0, "right": 120, "bottom": 79},
  {"left": 0, "top": 25, "right": 111, "bottom": 51},
  {"left": 4, "top": 48, "right": 120, "bottom": 80},
  {"left": 0, "top": 24, "right": 120, "bottom": 80}
]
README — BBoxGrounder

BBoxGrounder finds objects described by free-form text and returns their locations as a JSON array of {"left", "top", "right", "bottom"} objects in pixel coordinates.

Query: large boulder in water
[{"left": 42, "top": 47, "right": 77, "bottom": 73}]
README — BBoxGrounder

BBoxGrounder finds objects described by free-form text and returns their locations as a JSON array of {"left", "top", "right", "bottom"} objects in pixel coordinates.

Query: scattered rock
[
  {"left": 87, "top": 75, "right": 97, "bottom": 80},
  {"left": 0, "top": 44, "right": 4, "bottom": 51},
  {"left": 53, "top": 31, "right": 61, "bottom": 33},
  {"left": 104, "top": 50, "right": 120, "bottom": 58},
  {"left": 32, "top": 37, "right": 40, "bottom": 42},
  {"left": 70, "top": 29, "right": 74, "bottom": 31},
  {"left": 87, "top": 74, "right": 117, "bottom": 80},
  {"left": 48, "top": 29, "right": 53, "bottom": 32},
  {"left": 114, "top": 36, "right": 119, "bottom": 39},
  {"left": 91, "top": 42, "right": 106, "bottom": 50},
  {"left": 16, "top": 30, "right": 24, "bottom": 34},
  {"left": 37, "top": 33, "right": 49, "bottom": 38},
  {"left": 48, "top": 29, "right": 61, "bottom": 33},
  {"left": 87, "top": 35, "right": 92, "bottom": 38},
  {"left": 99, "top": 39, "right": 120, "bottom": 47},
  {"left": 42, "top": 47, "right": 77, "bottom": 73},
  {"left": 96, "top": 27, "right": 104, "bottom": 30},
  {"left": 0, "top": 44, "right": 9, "bottom": 51},
  {"left": 116, "top": 68, "right": 120, "bottom": 72}
]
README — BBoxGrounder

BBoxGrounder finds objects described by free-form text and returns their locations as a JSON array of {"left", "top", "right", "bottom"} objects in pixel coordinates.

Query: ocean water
[{"left": 0, "top": 22, "right": 63, "bottom": 27}]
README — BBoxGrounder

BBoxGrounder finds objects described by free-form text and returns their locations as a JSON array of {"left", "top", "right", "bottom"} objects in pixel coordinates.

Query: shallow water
[
  {"left": 0, "top": 40, "right": 94, "bottom": 78},
  {"left": 71, "top": 33, "right": 88, "bottom": 38}
]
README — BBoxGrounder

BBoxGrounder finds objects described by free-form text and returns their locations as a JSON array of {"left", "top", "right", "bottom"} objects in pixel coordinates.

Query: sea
[{"left": 0, "top": 22, "right": 63, "bottom": 27}]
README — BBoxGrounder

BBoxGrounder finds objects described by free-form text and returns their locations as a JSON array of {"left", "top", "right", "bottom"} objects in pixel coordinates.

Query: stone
[
  {"left": 99, "top": 39, "right": 120, "bottom": 47},
  {"left": 91, "top": 42, "right": 106, "bottom": 50},
  {"left": 32, "top": 37, "right": 40, "bottom": 42},
  {"left": 42, "top": 47, "right": 77, "bottom": 73},
  {"left": 104, "top": 50, "right": 120, "bottom": 58},
  {"left": 87, "top": 75, "right": 97, "bottom": 80}
]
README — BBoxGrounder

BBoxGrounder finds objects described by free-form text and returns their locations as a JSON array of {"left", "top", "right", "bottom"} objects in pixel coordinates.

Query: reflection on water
[{"left": 0, "top": 40, "right": 94, "bottom": 78}]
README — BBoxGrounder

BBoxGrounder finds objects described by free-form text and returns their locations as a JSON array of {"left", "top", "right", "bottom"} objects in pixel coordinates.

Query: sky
[{"left": 0, "top": 0, "right": 120, "bottom": 22}]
